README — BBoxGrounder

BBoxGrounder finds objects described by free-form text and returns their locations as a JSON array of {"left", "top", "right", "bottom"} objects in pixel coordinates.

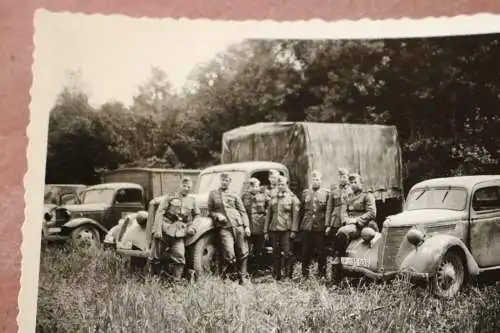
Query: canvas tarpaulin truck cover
[{"left": 221, "top": 122, "right": 404, "bottom": 200}]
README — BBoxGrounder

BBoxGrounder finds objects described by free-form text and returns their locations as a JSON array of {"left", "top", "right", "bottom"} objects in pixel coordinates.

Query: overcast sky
[
  {"left": 33, "top": 11, "right": 499, "bottom": 108},
  {"left": 34, "top": 12, "right": 246, "bottom": 107}
]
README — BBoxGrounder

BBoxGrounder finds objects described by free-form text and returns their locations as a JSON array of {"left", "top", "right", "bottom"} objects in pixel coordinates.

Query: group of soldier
[{"left": 147, "top": 167, "right": 378, "bottom": 287}]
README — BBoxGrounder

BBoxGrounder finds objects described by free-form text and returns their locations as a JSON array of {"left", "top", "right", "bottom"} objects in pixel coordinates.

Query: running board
[{"left": 479, "top": 265, "right": 500, "bottom": 273}]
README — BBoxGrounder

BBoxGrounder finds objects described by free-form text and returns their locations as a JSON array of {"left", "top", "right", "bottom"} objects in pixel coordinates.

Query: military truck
[
  {"left": 43, "top": 168, "right": 200, "bottom": 247},
  {"left": 221, "top": 122, "right": 405, "bottom": 228},
  {"left": 116, "top": 121, "right": 404, "bottom": 278}
]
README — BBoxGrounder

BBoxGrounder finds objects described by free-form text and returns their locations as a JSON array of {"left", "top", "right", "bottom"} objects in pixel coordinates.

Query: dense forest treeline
[{"left": 45, "top": 34, "right": 500, "bottom": 193}]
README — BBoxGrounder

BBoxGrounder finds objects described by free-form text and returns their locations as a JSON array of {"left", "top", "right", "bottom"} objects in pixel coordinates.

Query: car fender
[
  {"left": 118, "top": 221, "right": 148, "bottom": 251},
  {"left": 400, "top": 234, "right": 480, "bottom": 276},
  {"left": 62, "top": 218, "right": 108, "bottom": 235},
  {"left": 185, "top": 216, "right": 215, "bottom": 247}
]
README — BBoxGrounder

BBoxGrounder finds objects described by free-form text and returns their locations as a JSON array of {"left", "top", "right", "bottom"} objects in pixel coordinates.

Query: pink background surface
[{"left": 1, "top": 1, "right": 500, "bottom": 332}]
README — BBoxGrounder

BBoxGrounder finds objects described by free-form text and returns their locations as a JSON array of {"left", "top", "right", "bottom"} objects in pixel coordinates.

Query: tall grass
[{"left": 36, "top": 245, "right": 500, "bottom": 333}]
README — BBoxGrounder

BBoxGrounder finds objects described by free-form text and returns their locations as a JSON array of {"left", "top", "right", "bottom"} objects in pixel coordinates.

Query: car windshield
[
  {"left": 80, "top": 189, "right": 115, "bottom": 204},
  {"left": 197, "top": 171, "right": 247, "bottom": 194},
  {"left": 405, "top": 187, "right": 467, "bottom": 211}
]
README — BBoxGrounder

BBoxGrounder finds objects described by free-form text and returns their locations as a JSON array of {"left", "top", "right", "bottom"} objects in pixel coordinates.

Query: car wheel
[
  {"left": 431, "top": 250, "right": 466, "bottom": 298},
  {"left": 188, "top": 232, "right": 219, "bottom": 277},
  {"left": 71, "top": 225, "right": 101, "bottom": 248}
]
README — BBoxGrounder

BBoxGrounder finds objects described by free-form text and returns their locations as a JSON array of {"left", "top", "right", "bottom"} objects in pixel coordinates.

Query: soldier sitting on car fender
[
  {"left": 149, "top": 177, "right": 200, "bottom": 281},
  {"left": 331, "top": 173, "right": 377, "bottom": 285},
  {"left": 242, "top": 177, "right": 268, "bottom": 274}
]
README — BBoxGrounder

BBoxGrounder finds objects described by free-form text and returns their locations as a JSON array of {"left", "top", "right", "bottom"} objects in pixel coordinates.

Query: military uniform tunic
[
  {"left": 300, "top": 188, "right": 330, "bottom": 231},
  {"left": 207, "top": 188, "right": 250, "bottom": 262},
  {"left": 242, "top": 190, "right": 268, "bottom": 234},
  {"left": 325, "top": 184, "right": 353, "bottom": 229},
  {"left": 150, "top": 192, "right": 200, "bottom": 265},
  {"left": 335, "top": 191, "right": 378, "bottom": 250}
]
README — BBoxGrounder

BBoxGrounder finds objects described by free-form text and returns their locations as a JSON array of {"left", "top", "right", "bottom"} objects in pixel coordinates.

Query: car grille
[
  {"left": 54, "top": 208, "right": 70, "bottom": 223},
  {"left": 381, "top": 225, "right": 412, "bottom": 271}
]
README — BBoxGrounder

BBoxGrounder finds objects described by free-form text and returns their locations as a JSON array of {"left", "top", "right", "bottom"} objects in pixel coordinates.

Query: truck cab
[{"left": 43, "top": 182, "right": 146, "bottom": 246}]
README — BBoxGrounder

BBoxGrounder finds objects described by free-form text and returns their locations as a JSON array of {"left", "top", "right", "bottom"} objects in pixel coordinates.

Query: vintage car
[
  {"left": 43, "top": 182, "right": 147, "bottom": 246},
  {"left": 340, "top": 175, "right": 500, "bottom": 298},
  {"left": 114, "top": 161, "right": 289, "bottom": 277}
]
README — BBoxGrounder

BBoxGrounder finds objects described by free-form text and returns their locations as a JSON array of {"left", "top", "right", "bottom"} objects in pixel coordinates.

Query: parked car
[
  {"left": 339, "top": 175, "right": 500, "bottom": 298},
  {"left": 43, "top": 182, "right": 147, "bottom": 246}
]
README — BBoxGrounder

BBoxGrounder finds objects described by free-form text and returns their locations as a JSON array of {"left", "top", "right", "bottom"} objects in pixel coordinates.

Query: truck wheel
[
  {"left": 431, "top": 250, "right": 466, "bottom": 298},
  {"left": 189, "top": 232, "right": 218, "bottom": 277},
  {"left": 71, "top": 225, "right": 101, "bottom": 248}
]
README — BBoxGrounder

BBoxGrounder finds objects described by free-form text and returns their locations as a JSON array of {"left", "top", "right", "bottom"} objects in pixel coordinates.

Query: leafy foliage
[{"left": 45, "top": 34, "right": 500, "bottom": 193}]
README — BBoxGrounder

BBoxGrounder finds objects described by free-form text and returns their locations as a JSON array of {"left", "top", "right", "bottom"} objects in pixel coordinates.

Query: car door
[
  {"left": 469, "top": 181, "right": 500, "bottom": 268},
  {"left": 109, "top": 188, "right": 146, "bottom": 230}
]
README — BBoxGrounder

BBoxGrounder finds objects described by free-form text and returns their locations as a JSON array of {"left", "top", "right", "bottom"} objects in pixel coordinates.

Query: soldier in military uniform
[
  {"left": 241, "top": 177, "right": 268, "bottom": 274},
  {"left": 325, "top": 168, "right": 352, "bottom": 235},
  {"left": 331, "top": 173, "right": 377, "bottom": 284},
  {"left": 264, "top": 175, "right": 301, "bottom": 280},
  {"left": 149, "top": 177, "right": 200, "bottom": 281},
  {"left": 207, "top": 172, "right": 251, "bottom": 285},
  {"left": 299, "top": 170, "right": 330, "bottom": 279}
]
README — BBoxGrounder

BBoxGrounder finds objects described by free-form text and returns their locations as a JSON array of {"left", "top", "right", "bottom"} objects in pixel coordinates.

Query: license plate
[
  {"left": 341, "top": 257, "right": 369, "bottom": 267},
  {"left": 48, "top": 227, "right": 61, "bottom": 233}
]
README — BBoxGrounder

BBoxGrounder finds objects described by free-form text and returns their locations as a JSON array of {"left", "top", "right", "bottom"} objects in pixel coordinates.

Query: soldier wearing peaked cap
[
  {"left": 207, "top": 172, "right": 251, "bottom": 285},
  {"left": 299, "top": 170, "right": 330, "bottom": 279},
  {"left": 331, "top": 172, "right": 377, "bottom": 285},
  {"left": 149, "top": 177, "right": 200, "bottom": 281}
]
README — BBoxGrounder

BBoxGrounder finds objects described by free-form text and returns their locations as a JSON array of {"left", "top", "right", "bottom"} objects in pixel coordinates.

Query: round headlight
[
  {"left": 407, "top": 228, "right": 425, "bottom": 246},
  {"left": 43, "top": 212, "right": 52, "bottom": 222},
  {"left": 361, "top": 227, "right": 376, "bottom": 243}
]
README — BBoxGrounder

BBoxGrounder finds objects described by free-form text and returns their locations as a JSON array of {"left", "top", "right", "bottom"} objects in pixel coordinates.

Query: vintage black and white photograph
[{"left": 27, "top": 9, "right": 500, "bottom": 332}]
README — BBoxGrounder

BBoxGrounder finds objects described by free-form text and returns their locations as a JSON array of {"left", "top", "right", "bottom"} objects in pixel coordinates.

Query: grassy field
[{"left": 35, "top": 245, "right": 500, "bottom": 333}]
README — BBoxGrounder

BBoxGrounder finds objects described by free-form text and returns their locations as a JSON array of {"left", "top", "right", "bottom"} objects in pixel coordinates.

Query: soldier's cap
[
  {"left": 220, "top": 172, "right": 231, "bottom": 179},
  {"left": 338, "top": 168, "right": 349, "bottom": 175},
  {"left": 311, "top": 170, "right": 322, "bottom": 178},
  {"left": 248, "top": 177, "right": 260, "bottom": 186},
  {"left": 269, "top": 169, "right": 280, "bottom": 177},
  {"left": 349, "top": 173, "right": 361, "bottom": 181},
  {"left": 181, "top": 177, "right": 193, "bottom": 184},
  {"left": 277, "top": 175, "right": 288, "bottom": 183}
]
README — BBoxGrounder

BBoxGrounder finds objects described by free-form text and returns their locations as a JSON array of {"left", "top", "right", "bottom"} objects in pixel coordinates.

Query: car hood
[
  {"left": 385, "top": 209, "right": 466, "bottom": 227},
  {"left": 191, "top": 193, "right": 209, "bottom": 208},
  {"left": 61, "top": 203, "right": 110, "bottom": 213}
]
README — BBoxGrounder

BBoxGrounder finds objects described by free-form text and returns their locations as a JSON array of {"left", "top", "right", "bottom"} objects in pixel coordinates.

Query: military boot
[
  {"left": 171, "top": 264, "right": 184, "bottom": 281},
  {"left": 284, "top": 256, "right": 294, "bottom": 280},
  {"left": 330, "top": 255, "right": 342, "bottom": 286},
  {"left": 273, "top": 256, "right": 282, "bottom": 281},
  {"left": 237, "top": 258, "right": 250, "bottom": 285}
]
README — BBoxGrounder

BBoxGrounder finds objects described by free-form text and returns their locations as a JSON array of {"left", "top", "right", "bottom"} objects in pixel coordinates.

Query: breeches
[
  {"left": 250, "top": 234, "right": 266, "bottom": 256},
  {"left": 269, "top": 231, "right": 292, "bottom": 259},
  {"left": 301, "top": 231, "right": 326, "bottom": 267},
  {"left": 150, "top": 236, "right": 186, "bottom": 265},
  {"left": 219, "top": 226, "right": 249, "bottom": 263}
]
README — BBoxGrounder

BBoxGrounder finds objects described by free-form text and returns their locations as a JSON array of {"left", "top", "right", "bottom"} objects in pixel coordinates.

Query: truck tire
[
  {"left": 431, "top": 249, "right": 466, "bottom": 298},
  {"left": 188, "top": 232, "right": 219, "bottom": 278},
  {"left": 71, "top": 225, "right": 101, "bottom": 248}
]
